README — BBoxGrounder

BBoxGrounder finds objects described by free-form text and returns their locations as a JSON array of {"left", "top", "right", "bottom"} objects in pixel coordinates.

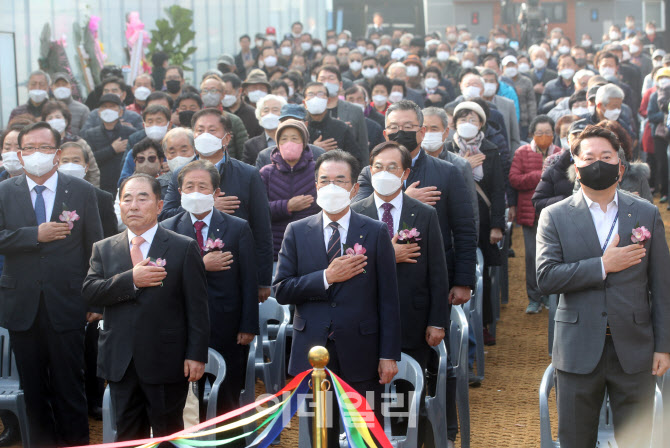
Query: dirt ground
[{"left": 6, "top": 199, "right": 670, "bottom": 447}]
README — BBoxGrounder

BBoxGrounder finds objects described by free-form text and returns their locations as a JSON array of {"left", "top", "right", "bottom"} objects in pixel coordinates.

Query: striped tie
[{"left": 326, "top": 222, "right": 341, "bottom": 264}]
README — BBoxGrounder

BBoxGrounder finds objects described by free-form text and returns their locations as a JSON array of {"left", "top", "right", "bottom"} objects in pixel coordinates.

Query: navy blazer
[
  {"left": 159, "top": 155, "right": 274, "bottom": 287},
  {"left": 273, "top": 210, "right": 402, "bottom": 382},
  {"left": 351, "top": 193, "right": 449, "bottom": 349},
  {"left": 0, "top": 173, "right": 103, "bottom": 332},
  {"left": 355, "top": 150, "right": 477, "bottom": 288},
  {"left": 162, "top": 209, "right": 259, "bottom": 351}
]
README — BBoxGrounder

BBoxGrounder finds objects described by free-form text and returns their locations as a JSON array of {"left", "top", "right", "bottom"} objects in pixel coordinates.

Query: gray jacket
[
  {"left": 61, "top": 97, "right": 90, "bottom": 136},
  {"left": 439, "top": 147, "right": 480, "bottom": 236},
  {"left": 536, "top": 190, "right": 670, "bottom": 374},
  {"left": 491, "top": 95, "right": 521, "bottom": 152},
  {"left": 337, "top": 100, "right": 369, "bottom": 163}
]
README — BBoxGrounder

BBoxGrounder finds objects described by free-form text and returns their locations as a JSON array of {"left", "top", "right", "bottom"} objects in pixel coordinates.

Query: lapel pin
[
  {"left": 360, "top": 235, "right": 363, "bottom": 238},
  {"left": 411, "top": 213, "right": 415, "bottom": 216},
  {"left": 65, "top": 190, "right": 68, "bottom": 194},
  {"left": 628, "top": 214, "right": 631, "bottom": 217}
]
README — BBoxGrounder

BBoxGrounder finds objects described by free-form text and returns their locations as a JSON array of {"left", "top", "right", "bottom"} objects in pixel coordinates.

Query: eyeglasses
[
  {"left": 305, "top": 91, "right": 328, "bottom": 99},
  {"left": 20, "top": 146, "right": 58, "bottom": 154},
  {"left": 457, "top": 118, "right": 480, "bottom": 126},
  {"left": 371, "top": 163, "right": 401, "bottom": 173},
  {"left": 201, "top": 89, "right": 221, "bottom": 95},
  {"left": 385, "top": 124, "right": 420, "bottom": 133},
  {"left": 534, "top": 131, "right": 553, "bottom": 137},
  {"left": 135, "top": 155, "right": 158, "bottom": 163},
  {"left": 317, "top": 179, "right": 351, "bottom": 187}
]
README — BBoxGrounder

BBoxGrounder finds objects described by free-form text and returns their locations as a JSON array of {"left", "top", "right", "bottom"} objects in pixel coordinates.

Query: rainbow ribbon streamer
[{"left": 66, "top": 368, "right": 393, "bottom": 448}]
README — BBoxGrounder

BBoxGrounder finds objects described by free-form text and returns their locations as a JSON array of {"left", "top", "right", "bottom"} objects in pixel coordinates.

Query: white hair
[
  {"left": 388, "top": 62, "right": 407, "bottom": 74},
  {"left": 595, "top": 83, "right": 624, "bottom": 107},
  {"left": 461, "top": 72, "right": 485, "bottom": 87},
  {"left": 29, "top": 69, "right": 51, "bottom": 85},
  {"left": 529, "top": 45, "right": 549, "bottom": 59},
  {"left": 162, "top": 127, "right": 194, "bottom": 152},
  {"left": 573, "top": 69, "right": 595, "bottom": 84},
  {"left": 254, "top": 94, "right": 288, "bottom": 120}
]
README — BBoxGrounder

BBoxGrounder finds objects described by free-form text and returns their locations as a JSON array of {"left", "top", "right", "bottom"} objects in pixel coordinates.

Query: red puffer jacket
[{"left": 510, "top": 143, "right": 562, "bottom": 227}]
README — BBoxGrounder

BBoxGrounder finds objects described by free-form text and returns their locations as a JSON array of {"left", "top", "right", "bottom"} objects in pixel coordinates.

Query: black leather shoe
[
  {"left": 0, "top": 420, "right": 20, "bottom": 447},
  {"left": 507, "top": 248, "right": 516, "bottom": 257},
  {"left": 88, "top": 406, "right": 103, "bottom": 421}
]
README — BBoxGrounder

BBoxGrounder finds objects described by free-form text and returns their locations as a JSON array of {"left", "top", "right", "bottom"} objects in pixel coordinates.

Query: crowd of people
[{"left": 0, "top": 11, "right": 669, "bottom": 448}]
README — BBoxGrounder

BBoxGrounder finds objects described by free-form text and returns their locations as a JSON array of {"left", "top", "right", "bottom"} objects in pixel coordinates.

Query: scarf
[{"left": 455, "top": 131, "right": 485, "bottom": 181}]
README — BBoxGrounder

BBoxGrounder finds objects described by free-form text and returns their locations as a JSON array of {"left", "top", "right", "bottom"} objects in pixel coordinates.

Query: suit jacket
[
  {"left": 336, "top": 100, "right": 369, "bottom": 163},
  {"left": 405, "top": 88, "right": 425, "bottom": 108},
  {"left": 438, "top": 148, "right": 480, "bottom": 235},
  {"left": 95, "top": 187, "right": 118, "bottom": 238},
  {"left": 162, "top": 209, "right": 259, "bottom": 353},
  {"left": 536, "top": 191, "right": 670, "bottom": 375},
  {"left": 366, "top": 24, "right": 390, "bottom": 38},
  {"left": 242, "top": 134, "right": 269, "bottom": 166},
  {"left": 160, "top": 155, "right": 274, "bottom": 286},
  {"left": 527, "top": 68, "right": 558, "bottom": 103},
  {"left": 355, "top": 150, "right": 477, "bottom": 288},
  {"left": 0, "top": 173, "right": 103, "bottom": 332},
  {"left": 273, "top": 211, "right": 401, "bottom": 382},
  {"left": 351, "top": 193, "right": 449, "bottom": 349},
  {"left": 81, "top": 123, "right": 137, "bottom": 195},
  {"left": 82, "top": 225, "right": 210, "bottom": 383}
]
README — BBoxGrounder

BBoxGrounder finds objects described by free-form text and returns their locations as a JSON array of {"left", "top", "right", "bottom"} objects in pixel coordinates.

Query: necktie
[
  {"left": 130, "top": 236, "right": 146, "bottom": 266},
  {"left": 326, "top": 222, "right": 341, "bottom": 264},
  {"left": 194, "top": 221, "right": 206, "bottom": 255},
  {"left": 381, "top": 202, "right": 394, "bottom": 237},
  {"left": 33, "top": 185, "right": 47, "bottom": 225}
]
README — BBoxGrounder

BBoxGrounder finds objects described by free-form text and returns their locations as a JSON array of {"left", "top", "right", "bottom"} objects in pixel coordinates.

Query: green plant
[{"left": 147, "top": 5, "right": 197, "bottom": 71}]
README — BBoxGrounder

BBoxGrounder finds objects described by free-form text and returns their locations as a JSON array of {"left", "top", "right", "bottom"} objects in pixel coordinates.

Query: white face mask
[
  {"left": 462, "top": 85, "right": 482, "bottom": 100},
  {"left": 314, "top": 46, "right": 323, "bottom": 53},
  {"left": 558, "top": 46, "right": 570, "bottom": 55},
  {"left": 654, "top": 60, "right": 663, "bottom": 68},
  {"left": 406, "top": 65, "right": 420, "bottom": 77},
  {"left": 581, "top": 39, "right": 592, "bottom": 47},
  {"left": 600, "top": 67, "right": 616, "bottom": 78},
  {"left": 316, "top": 183, "right": 353, "bottom": 214},
  {"left": 353, "top": 102, "right": 366, "bottom": 113},
  {"left": 366, "top": 49, "right": 375, "bottom": 57},
  {"left": 305, "top": 97, "right": 328, "bottom": 115},
  {"left": 532, "top": 58, "right": 546, "bottom": 69},
  {"left": 518, "top": 62, "right": 530, "bottom": 73},
  {"left": 194, "top": 132, "right": 223, "bottom": 156},
  {"left": 100, "top": 108, "right": 120, "bottom": 123},
  {"left": 58, "top": 162, "right": 87, "bottom": 179},
  {"left": 461, "top": 60, "right": 475, "bottom": 69},
  {"left": 560, "top": 137, "right": 569, "bottom": 150},
  {"left": 362, "top": 67, "right": 379, "bottom": 79},
  {"left": 221, "top": 94, "right": 237, "bottom": 108},
  {"left": 372, "top": 94, "right": 388, "bottom": 106},
  {"left": 181, "top": 191, "right": 215, "bottom": 215},
  {"left": 288, "top": 86, "right": 295, "bottom": 97},
  {"left": 622, "top": 51, "right": 631, "bottom": 61},
  {"left": 21, "top": 151, "right": 57, "bottom": 177},
  {"left": 167, "top": 155, "right": 195, "bottom": 172},
  {"left": 425, "top": 78, "right": 440, "bottom": 90},
  {"left": 280, "top": 47, "right": 292, "bottom": 57},
  {"left": 349, "top": 61, "right": 362, "bottom": 72},
  {"left": 603, "top": 108, "right": 621, "bottom": 121},
  {"left": 28, "top": 89, "right": 48, "bottom": 103},
  {"left": 327, "top": 43, "right": 338, "bottom": 53},
  {"left": 571, "top": 106, "right": 589, "bottom": 116},
  {"left": 483, "top": 82, "right": 498, "bottom": 97},
  {"left": 646, "top": 28, "right": 656, "bottom": 35},
  {"left": 324, "top": 82, "right": 340, "bottom": 97},
  {"left": 247, "top": 90, "right": 267, "bottom": 104},
  {"left": 357, "top": 46, "right": 367, "bottom": 54},
  {"left": 609, "top": 31, "right": 621, "bottom": 41},
  {"left": 457, "top": 122, "right": 479, "bottom": 140},
  {"left": 301, "top": 42, "right": 312, "bottom": 52},
  {"left": 53, "top": 86, "right": 72, "bottom": 100},
  {"left": 202, "top": 93, "right": 222, "bottom": 108},
  {"left": 504, "top": 67, "right": 518, "bottom": 78},
  {"left": 372, "top": 39, "right": 380, "bottom": 46},
  {"left": 145, "top": 124, "right": 169, "bottom": 140},
  {"left": 659, "top": 78, "right": 670, "bottom": 89},
  {"left": 260, "top": 113, "right": 280, "bottom": 130},
  {"left": 559, "top": 68, "right": 575, "bottom": 80},
  {"left": 338, "top": 38, "right": 347, "bottom": 47},
  {"left": 629, "top": 44, "right": 640, "bottom": 54},
  {"left": 437, "top": 51, "right": 450, "bottom": 62},
  {"left": 551, "top": 38, "right": 560, "bottom": 48},
  {"left": 264, "top": 56, "right": 278, "bottom": 67},
  {"left": 48, "top": 118, "right": 67, "bottom": 134},
  {"left": 1, "top": 152, "right": 24, "bottom": 176},
  {"left": 371, "top": 171, "right": 402, "bottom": 196},
  {"left": 134, "top": 86, "right": 151, "bottom": 101},
  {"left": 494, "top": 37, "right": 506, "bottom": 46},
  {"left": 389, "top": 91, "right": 404, "bottom": 103},
  {"left": 588, "top": 105, "right": 596, "bottom": 115},
  {"left": 421, "top": 131, "right": 445, "bottom": 152}
]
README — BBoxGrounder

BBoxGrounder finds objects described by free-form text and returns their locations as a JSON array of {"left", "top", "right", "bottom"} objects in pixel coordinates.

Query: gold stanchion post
[{"left": 308, "top": 346, "right": 330, "bottom": 448}]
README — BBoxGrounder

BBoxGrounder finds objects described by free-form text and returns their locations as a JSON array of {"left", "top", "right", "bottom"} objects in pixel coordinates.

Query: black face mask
[
  {"left": 428, "top": 48, "right": 437, "bottom": 57},
  {"left": 575, "top": 58, "right": 587, "bottom": 68},
  {"left": 577, "top": 160, "right": 620, "bottom": 191},
  {"left": 388, "top": 130, "right": 418, "bottom": 152},
  {"left": 166, "top": 80, "right": 182, "bottom": 94},
  {"left": 178, "top": 110, "right": 196, "bottom": 127}
]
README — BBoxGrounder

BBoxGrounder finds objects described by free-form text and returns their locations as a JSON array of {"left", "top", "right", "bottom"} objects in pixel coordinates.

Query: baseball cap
[
  {"left": 279, "top": 104, "right": 307, "bottom": 121},
  {"left": 568, "top": 118, "right": 589, "bottom": 135},
  {"left": 98, "top": 94, "right": 122, "bottom": 106}
]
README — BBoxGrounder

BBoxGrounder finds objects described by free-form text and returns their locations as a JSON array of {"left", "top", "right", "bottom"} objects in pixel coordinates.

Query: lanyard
[{"left": 602, "top": 212, "right": 619, "bottom": 254}]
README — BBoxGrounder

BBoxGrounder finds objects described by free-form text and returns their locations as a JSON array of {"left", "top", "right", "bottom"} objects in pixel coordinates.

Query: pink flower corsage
[
  {"left": 343, "top": 243, "right": 367, "bottom": 273},
  {"left": 397, "top": 227, "right": 421, "bottom": 244},
  {"left": 59, "top": 209, "right": 80, "bottom": 230},
  {"left": 204, "top": 238, "right": 225, "bottom": 253},
  {"left": 631, "top": 226, "right": 651, "bottom": 244}
]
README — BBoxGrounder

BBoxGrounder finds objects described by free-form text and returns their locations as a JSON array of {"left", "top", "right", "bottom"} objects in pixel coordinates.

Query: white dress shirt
[
  {"left": 582, "top": 190, "right": 619, "bottom": 279},
  {"left": 322, "top": 210, "right": 352, "bottom": 289},
  {"left": 127, "top": 223, "right": 159, "bottom": 260},
  {"left": 190, "top": 209, "right": 214, "bottom": 248},
  {"left": 373, "top": 192, "right": 403, "bottom": 236},
  {"left": 26, "top": 171, "right": 58, "bottom": 222}
]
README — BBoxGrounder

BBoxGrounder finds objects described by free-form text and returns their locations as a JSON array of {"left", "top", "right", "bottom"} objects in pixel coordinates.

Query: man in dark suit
[
  {"left": 83, "top": 174, "right": 210, "bottom": 440},
  {"left": 160, "top": 108, "right": 274, "bottom": 303},
  {"left": 527, "top": 46, "right": 558, "bottom": 104},
  {"left": 161, "top": 160, "right": 258, "bottom": 425},
  {"left": 57, "top": 141, "right": 118, "bottom": 419},
  {"left": 352, "top": 140, "right": 449, "bottom": 444},
  {"left": 536, "top": 125, "right": 670, "bottom": 447},
  {"left": 366, "top": 13, "right": 390, "bottom": 38},
  {"left": 0, "top": 122, "right": 103, "bottom": 446},
  {"left": 273, "top": 150, "right": 401, "bottom": 446}
]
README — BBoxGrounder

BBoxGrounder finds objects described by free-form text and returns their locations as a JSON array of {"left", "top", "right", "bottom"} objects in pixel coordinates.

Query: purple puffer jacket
[{"left": 260, "top": 146, "right": 321, "bottom": 260}]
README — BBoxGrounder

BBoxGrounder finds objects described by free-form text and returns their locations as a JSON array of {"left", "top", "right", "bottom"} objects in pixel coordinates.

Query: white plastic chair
[
  {"left": 255, "top": 298, "right": 290, "bottom": 395},
  {"left": 383, "top": 353, "right": 424, "bottom": 447},
  {"left": 0, "top": 328, "right": 31, "bottom": 447},
  {"left": 423, "top": 341, "right": 448, "bottom": 448},
  {"left": 450, "top": 305, "right": 470, "bottom": 448}
]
